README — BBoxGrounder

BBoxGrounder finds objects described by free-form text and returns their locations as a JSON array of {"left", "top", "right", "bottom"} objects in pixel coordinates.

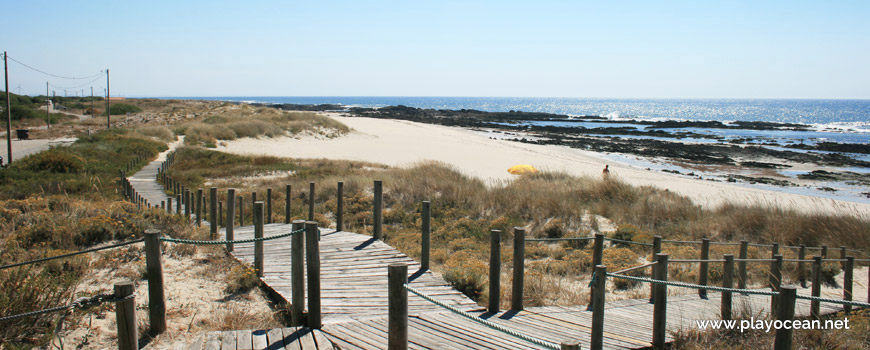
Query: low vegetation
[
  {"left": 166, "top": 147, "right": 870, "bottom": 310},
  {"left": 176, "top": 105, "right": 350, "bottom": 147}
]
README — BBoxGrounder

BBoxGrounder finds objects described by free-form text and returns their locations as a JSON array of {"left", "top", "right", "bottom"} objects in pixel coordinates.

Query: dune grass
[
  {"left": 176, "top": 105, "right": 350, "bottom": 147},
  {"left": 166, "top": 147, "right": 870, "bottom": 310}
]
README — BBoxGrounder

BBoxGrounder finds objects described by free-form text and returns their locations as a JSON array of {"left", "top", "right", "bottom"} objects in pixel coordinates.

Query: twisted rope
[
  {"left": 661, "top": 240, "right": 702, "bottom": 245},
  {"left": 0, "top": 293, "right": 135, "bottom": 323},
  {"left": 404, "top": 284, "right": 560, "bottom": 350},
  {"left": 0, "top": 239, "right": 145, "bottom": 270},
  {"left": 159, "top": 228, "right": 305, "bottom": 245},
  {"left": 526, "top": 237, "right": 594, "bottom": 242},
  {"left": 605, "top": 273, "right": 779, "bottom": 296},
  {"left": 795, "top": 295, "right": 870, "bottom": 308},
  {"left": 603, "top": 237, "right": 653, "bottom": 247}
]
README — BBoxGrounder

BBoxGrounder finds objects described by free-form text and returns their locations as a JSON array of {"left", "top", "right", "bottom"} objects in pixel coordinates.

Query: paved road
[{"left": 0, "top": 137, "right": 76, "bottom": 166}]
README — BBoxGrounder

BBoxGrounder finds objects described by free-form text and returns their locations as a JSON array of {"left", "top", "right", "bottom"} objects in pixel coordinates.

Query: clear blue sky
[{"left": 2, "top": 0, "right": 869, "bottom": 98}]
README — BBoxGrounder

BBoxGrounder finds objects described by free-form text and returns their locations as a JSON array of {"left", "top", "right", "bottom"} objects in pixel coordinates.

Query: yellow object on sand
[{"left": 507, "top": 164, "right": 539, "bottom": 175}]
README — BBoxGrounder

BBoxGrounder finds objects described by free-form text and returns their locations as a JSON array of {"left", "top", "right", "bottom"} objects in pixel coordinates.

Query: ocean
[{"left": 172, "top": 96, "right": 870, "bottom": 136}]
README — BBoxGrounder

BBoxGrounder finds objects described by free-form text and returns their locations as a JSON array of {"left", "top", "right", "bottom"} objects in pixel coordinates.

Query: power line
[
  {"left": 5, "top": 54, "right": 104, "bottom": 80},
  {"left": 48, "top": 74, "right": 106, "bottom": 90}
]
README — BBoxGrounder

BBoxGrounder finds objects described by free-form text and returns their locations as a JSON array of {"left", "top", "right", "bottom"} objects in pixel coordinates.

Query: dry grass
[
  {"left": 176, "top": 105, "right": 350, "bottom": 147},
  {"left": 166, "top": 148, "right": 870, "bottom": 312}
]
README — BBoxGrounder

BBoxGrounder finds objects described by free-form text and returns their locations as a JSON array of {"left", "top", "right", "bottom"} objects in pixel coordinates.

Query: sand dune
[{"left": 217, "top": 114, "right": 870, "bottom": 217}]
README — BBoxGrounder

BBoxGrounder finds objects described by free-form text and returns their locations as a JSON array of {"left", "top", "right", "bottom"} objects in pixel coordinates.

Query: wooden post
[
  {"left": 773, "top": 286, "right": 797, "bottom": 350},
  {"left": 308, "top": 182, "right": 315, "bottom": 221},
  {"left": 840, "top": 246, "right": 847, "bottom": 270},
  {"left": 209, "top": 187, "right": 217, "bottom": 238},
  {"left": 821, "top": 245, "right": 828, "bottom": 258},
  {"left": 591, "top": 265, "right": 607, "bottom": 350},
  {"left": 722, "top": 254, "right": 734, "bottom": 320},
  {"left": 306, "top": 221, "right": 322, "bottom": 329},
  {"left": 651, "top": 236, "right": 662, "bottom": 300},
  {"left": 388, "top": 264, "right": 408, "bottom": 350},
  {"left": 176, "top": 194, "right": 181, "bottom": 214},
  {"left": 239, "top": 195, "right": 245, "bottom": 226},
  {"left": 844, "top": 256, "right": 854, "bottom": 315},
  {"left": 167, "top": 197, "right": 172, "bottom": 214},
  {"left": 291, "top": 220, "right": 306, "bottom": 326},
  {"left": 771, "top": 243, "right": 780, "bottom": 258},
  {"left": 798, "top": 245, "right": 807, "bottom": 288},
  {"left": 512, "top": 227, "right": 525, "bottom": 311},
  {"left": 652, "top": 253, "right": 668, "bottom": 350},
  {"left": 373, "top": 180, "right": 383, "bottom": 239},
  {"left": 144, "top": 229, "right": 166, "bottom": 335},
  {"left": 489, "top": 230, "right": 501, "bottom": 313},
  {"left": 196, "top": 188, "right": 203, "bottom": 227},
  {"left": 226, "top": 189, "right": 235, "bottom": 252},
  {"left": 770, "top": 254, "right": 783, "bottom": 315},
  {"left": 592, "top": 233, "right": 605, "bottom": 307},
  {"left": 336, "top": 182, "right": 343, "bottom": 231},
  {"left": 421, "top": 201, "right": 431, "bottom": 271},
  {"left": 160, "top": 201, "right": 165, "bottom": 210},
  {"left": 699, "top": 238, "right": 710, "bottom": 299},
  {"left": 254, "top": 202, "right": 264, "bottom": 277},
  {"left": 811, "top": 256, "right": 822, "bottom": 320},
  {"left": 114, "top": 281, "right": 137, "bottom": 350},
  {"left": 738, "top": 240, "right": 748, "bottom": 290},
  {"left": 561, "top": 341, "right": 581, "bottom": 350},
  {"left": 184, "top": 189, "right": 191, "bottom": 219},
  {"left": 285, "top": 184, "right": 292, "bottom": 224},
  {"left": 218, "top": 201, "right": 223, "bottom": 227},
  {"left": 267, "top": 188, "right": 273, "bottom": 224}
]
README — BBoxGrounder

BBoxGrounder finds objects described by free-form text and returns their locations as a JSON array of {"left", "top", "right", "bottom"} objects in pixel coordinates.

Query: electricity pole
[
  {"left": 46, "top": 82, "right": 50, "bottom": 129},
  {"left": 4, "top": 51, "right": 11, "bottom": 165},
  {"left": 105, "top": 69, "right": 110, "bottom": 128},
  {"left": 90, "top": 87, "right": 94, "bottom": 120}
]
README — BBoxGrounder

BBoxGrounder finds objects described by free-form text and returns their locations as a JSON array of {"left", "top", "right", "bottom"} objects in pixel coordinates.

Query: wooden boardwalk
[{"left": 129, "top": 146, "right": 856, "bottom": 350}]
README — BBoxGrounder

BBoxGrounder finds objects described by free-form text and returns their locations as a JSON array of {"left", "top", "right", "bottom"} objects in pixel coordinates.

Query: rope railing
[
  {"left": 602, "top": 237, "right": 653, "bottom": 247},
  {"left": 611, "top": 261, "right": 657, "bottom": 275},
  {"left": 795, "top": 295, "right": 870, "bottom": 309},
  {"left": 783, "top": 259, "right": 815, "bottom": 262},
  {"left": 733, "top": 258, "right": 776, "bottom": 262},
  {"left": 404, "top": 284, "right": 561, "bottom": 350},
  {"left": 0, "top": 239, "right": 145, "bottom": 270},
  {"left": 670, "top": 259, "right": 726, "bottom": 263},
  {"left": 747, "top": 242, "right": 775, "bottom": 248},
  {"left": 159, "top": 228, "right": 304, "bottom": 245},
  {"left": 605, "top": 272, "right": 780, "bottom": 296},
  {"left": 660, "top": 239, "right": 702, "bottom": 245},
  {"left": 0, "top": 293, "right": 134, "bottom": 323},
  {"left": 526, "top": 237, "right": 594, "bottom": 242},
  {"left": 708, "top": 241, "right": 742, "bottom": 246}
]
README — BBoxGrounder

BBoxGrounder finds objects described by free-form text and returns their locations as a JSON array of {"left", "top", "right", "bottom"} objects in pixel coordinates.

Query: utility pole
[
  {"left": 46, "top": 82, "right": 50, "bottom": 129},
  {"left": 4, "top": 52, "right": 11, "bottom": 165},
  {"left": 105, "top": 69, "right": 110, "bottom": 128},
  {"left": 90, "top": 87, "right": 94, "bottom": 120}
]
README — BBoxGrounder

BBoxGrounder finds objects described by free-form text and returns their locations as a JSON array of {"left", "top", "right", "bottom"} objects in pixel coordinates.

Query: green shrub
[
  {"left": 226, "top": 265, "right": 259, "bottom": 293},
  {"left": 105, "top": 103, "right": 142, "bottom": 115},
  {"left": 17, "top": 148, "right": 85, "bottom": 173}
]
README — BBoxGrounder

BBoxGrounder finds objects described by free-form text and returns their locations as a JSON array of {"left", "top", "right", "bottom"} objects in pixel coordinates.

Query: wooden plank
[
  {"left": 266, "top": 328, "right": 288, "bottom": 350},
  {"left": 204, "top": 332, "right": 222, "bottom": 350},
  {"left": 220, "top": 331, "right": 236, "bottom": 350},
  {"left": 236, "top": 329, "right": 253, "bottom": 350},
  {"left": 280, "top": 327, "right": 303, "bottom": 350},
  {"left": 311, "top": 329, "right": 336, "bottom": 350},
  {"left": 251, "top": 330, "right": 268, "bottom": 350}
]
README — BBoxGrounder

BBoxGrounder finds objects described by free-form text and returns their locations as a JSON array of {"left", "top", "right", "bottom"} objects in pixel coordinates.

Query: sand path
[{"left": 217, "top": 115, "right": 870, "bottom": 217}]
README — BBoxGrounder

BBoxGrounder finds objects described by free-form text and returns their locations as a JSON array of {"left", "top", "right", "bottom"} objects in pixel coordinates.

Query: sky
[{"left": 2, "top": 0, "right": 869, "bottom": 99}]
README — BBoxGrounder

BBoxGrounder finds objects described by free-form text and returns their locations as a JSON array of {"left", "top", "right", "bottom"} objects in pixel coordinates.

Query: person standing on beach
[{"left": 602, "top": 165, "right": 610, "bottom": 178}]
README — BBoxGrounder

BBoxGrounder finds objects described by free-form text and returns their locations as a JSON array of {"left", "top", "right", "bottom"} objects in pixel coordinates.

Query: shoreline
[{"left": 216, "top": 114, "right": 870, "bottom": 217}]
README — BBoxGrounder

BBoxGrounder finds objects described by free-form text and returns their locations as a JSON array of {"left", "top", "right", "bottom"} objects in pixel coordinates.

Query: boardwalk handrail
[
  {"left": 606, "top": 272, "right": 779, "bottom": 296},
  {"left": 158, "top": 228, "right": 305, "bottom": 245},
  {"left": 0, "top": 238, "right": 144, "bottom": 270}
]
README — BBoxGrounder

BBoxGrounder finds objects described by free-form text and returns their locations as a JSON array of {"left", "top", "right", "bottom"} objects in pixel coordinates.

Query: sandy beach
[{"left": 217, "top": 114, "right": 870, "bottom": 217}]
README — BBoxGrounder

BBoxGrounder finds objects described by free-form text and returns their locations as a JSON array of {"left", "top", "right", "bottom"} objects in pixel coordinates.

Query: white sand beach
[{"left": 217, "top": 114, "right": 870, "bottom": 217}]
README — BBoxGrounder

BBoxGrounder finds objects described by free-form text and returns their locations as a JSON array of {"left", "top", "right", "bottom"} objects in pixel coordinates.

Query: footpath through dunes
[{"left": 124, "top": 144, "right": 868, "bottom": 350}]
